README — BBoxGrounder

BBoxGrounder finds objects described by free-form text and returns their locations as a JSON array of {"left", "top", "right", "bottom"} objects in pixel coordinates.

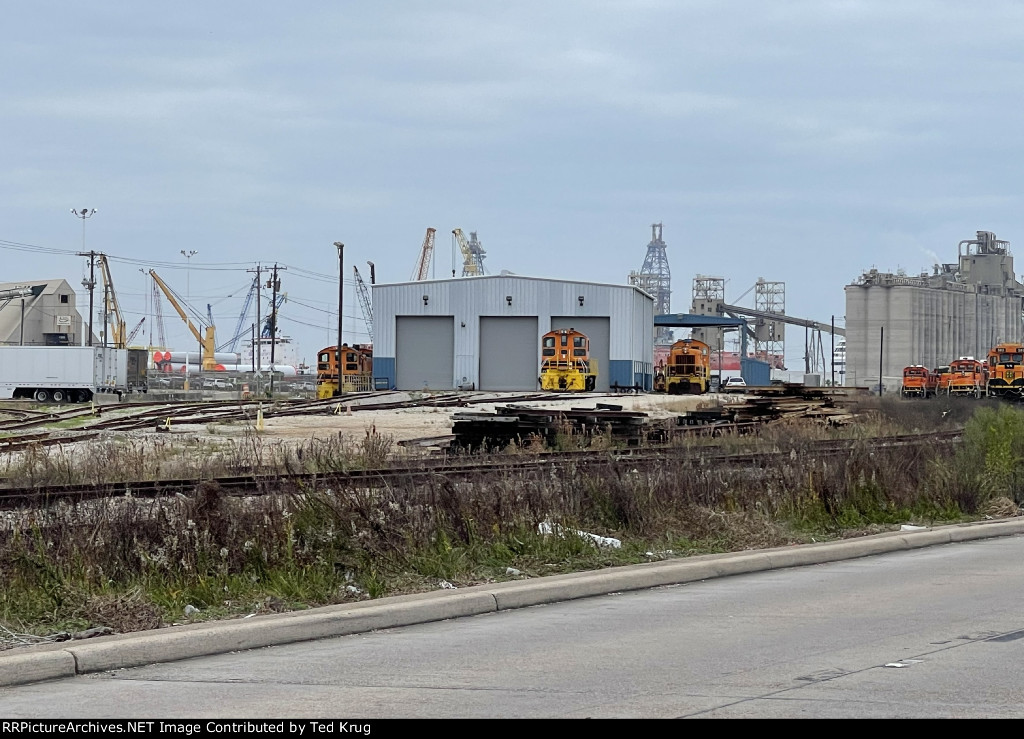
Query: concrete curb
[{"left": 2, "top": 517, "right": 1022, "bottom": 688}]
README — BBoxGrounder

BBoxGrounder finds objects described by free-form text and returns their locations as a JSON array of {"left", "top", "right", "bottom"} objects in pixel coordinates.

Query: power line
[{"left": 0, "top": 239, "right": 77, "bottom": 255}]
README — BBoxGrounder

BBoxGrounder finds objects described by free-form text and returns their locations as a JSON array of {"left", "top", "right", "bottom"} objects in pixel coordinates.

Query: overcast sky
[{"left": 3, "top": 1, "right": 1023, "bottom": 367}]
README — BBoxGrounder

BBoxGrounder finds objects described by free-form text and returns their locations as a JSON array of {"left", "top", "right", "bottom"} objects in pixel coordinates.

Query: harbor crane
[
  {"left": 149, "top": 270, "right": 218, "bottom": 370},
  {"left": 216, "top": 277, "right": 259, "bottom": 353},
  {"left": 126, "top": 317, "right": 145, "bottom": 346},
  {"left": 411, "top": 227, "right": 437, "bottom": 281},
  {"left": 151, "top": 279, "right": 168, "bottom": 350},
  {"left": 468, "top": 230, "right": 487, "bottom": 275},
  {"left": 261, "top": 293, "right": 287, "bottom": 338},
  {"left": 353, "top": 265, "right": 373, "bottom": 342},
  {"left": 452, "top": 228, "right": 486, "bottom": 276},
  {"left": 97, "top": 255, "right": 127, "bottom": 348}
]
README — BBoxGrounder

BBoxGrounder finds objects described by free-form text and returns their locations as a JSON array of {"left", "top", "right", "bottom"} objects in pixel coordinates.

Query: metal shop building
[
  {"left": 372, "top": 275, "right": 655, "bottom": 392},
  {"left": 0, "top": 279, "right": 89, "bottom": 347},
  {"left": 844, "top": 230, "right": 1024, "bottom": 391}
]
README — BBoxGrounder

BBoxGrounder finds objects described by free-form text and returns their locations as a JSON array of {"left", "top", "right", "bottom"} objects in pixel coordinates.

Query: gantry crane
[
  {"left": 411, "top": 227, "right": 437, "bottom": 280},
  {"left": 97, "top": 255, "right": 127, "bottom": 348},
  {"left": 452, "top": 228, "right": 486, "bottom": 276},
  {"left": 148, "top": 270, "right": 218, "bottom": 370},
  {"left": 353, "top": 265, "right": 373, "bottom": 342}
]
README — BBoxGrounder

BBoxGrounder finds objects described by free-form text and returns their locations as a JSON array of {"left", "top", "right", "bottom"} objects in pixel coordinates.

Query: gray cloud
[{"left": 3, "top": 1, "right": 1024, "bottom": 362}]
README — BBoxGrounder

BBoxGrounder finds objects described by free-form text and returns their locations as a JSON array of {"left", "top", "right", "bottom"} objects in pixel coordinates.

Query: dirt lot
[{"left": 189, "top": 391, "right": 731, "bottom": 446}]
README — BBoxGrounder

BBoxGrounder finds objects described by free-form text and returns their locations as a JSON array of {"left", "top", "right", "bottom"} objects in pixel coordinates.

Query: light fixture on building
[
  {"left": 505, "top": 295, "right": 512, "bottom": 306},
  {"left": 578, "top": 295, "right": 585, "bottom": 306},
  {"left": 422, "top": 294, "right": 429, "bottom": 306}
]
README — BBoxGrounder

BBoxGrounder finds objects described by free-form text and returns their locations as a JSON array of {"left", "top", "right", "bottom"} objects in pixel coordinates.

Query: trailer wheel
[
  {"left": 34, "top": 389, "right": 50, "bottom": 403},
  {"left": 51, "top": 389, "right": 66, "bottom": 403}
]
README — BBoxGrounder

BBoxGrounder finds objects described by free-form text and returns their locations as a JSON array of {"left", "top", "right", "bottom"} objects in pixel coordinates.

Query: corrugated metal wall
[{"left": 373, "top": 276, "right": 654, "bottom": 391}]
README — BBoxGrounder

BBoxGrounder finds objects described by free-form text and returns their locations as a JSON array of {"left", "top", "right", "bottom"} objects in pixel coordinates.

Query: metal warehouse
[{"left": 372, "top": 275, "right": 655, "bottom": 392}]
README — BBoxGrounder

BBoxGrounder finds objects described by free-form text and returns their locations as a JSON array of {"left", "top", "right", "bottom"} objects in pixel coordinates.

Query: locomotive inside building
[{"left": 539, "top": 328, "right": 596, "bottom": 391}]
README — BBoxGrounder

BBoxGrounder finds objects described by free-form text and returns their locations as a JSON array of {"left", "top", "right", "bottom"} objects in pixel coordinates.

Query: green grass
[{"left": 1, "top": 400, "right": 1022, "bottom": 642}]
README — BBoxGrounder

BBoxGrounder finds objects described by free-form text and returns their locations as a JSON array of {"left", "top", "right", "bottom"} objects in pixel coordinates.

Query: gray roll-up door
[
  {"left": 479, "top": 316, "right": 538, "bottom": 390},
  {"left": 550, "top": 316, "right": 611, "bottom": 391},
  {"left": 396, "top": 316, "right": 454, "bottom": 390}
]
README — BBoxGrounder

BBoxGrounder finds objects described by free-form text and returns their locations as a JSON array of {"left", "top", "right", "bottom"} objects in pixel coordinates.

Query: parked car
[{"left": 722, "top": 377, "right": 747, "bottom": 392}]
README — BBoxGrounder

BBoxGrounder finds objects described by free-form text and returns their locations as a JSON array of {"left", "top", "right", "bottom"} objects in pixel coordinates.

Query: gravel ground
[{"left": 233, "top": 391, "right": 728, "bottom": 444}]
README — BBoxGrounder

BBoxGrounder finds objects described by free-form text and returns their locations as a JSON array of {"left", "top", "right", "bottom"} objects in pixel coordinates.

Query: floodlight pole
[{"left": 72, "top": 208, "right": 98, "bottom": 346}]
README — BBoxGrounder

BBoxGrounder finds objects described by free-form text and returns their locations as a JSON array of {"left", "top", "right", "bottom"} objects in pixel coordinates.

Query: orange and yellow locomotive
[
  {"left": 899, "top": 365, "right": 937, "bottom": 398},
  {"left": 316, "top": 343, "right": 373, "bottom": 398},
  {"left": 947, "top": 356, "right": 988, "bottom": 398},
  {"left": 539, "top": 328, "right": 597, "bottom": 391},
  {"left": 986, "top": 343, "right": 1024, "bottom": 398},
  {"left": 662, "top": 338, "right": 711, "bottom": 394}
]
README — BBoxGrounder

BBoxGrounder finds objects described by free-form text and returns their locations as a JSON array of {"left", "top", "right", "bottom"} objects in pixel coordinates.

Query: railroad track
[
  {"left": 0, "top": 430, "right": 962, "bottom": 509},
  {"left": 0, "top": 390, "right": 609, "bottom": 439}
]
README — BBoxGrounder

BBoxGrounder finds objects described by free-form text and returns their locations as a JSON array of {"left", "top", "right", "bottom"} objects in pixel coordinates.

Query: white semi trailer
[{"left": 0, "top": 346, "right": 128, "bottom": 402}]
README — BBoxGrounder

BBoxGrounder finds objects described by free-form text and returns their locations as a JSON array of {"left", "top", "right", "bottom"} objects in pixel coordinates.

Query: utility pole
[
  {"left": 247, "top": 264, "right": 263, "bottom": 376},
  {"left": 831, "top": 315, "right": 835, "bottom": 388},
  {"left": 879, "top": 327, "right": 884, "bottom": 397},
  {"left": 102, "top": 280, "right": 109, "bottom": 348},
  {"left": 334, "top": 242, "right": 344, "bottom": 397},
  {"left": 139, "top": 269, "right": 150, "bottom": 349},
  {"left": 72, "top": 208, "right": 98, "bottom": 346},
  {"left": 266, "top": 264, "right": 285, "bottom": 396}
]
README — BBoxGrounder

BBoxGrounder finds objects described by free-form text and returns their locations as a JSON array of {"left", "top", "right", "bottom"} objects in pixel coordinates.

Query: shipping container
[
  {"left": 0, "top": 346, "right": 128, "bottom": 402},
  {"left": 126, "top": 348, "right": 149, "bottom": 393}
]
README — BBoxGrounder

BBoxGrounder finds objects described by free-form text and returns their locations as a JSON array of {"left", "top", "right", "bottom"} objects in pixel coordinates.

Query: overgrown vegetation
[{"left": 1, "top": 396, "right": 1022, "bottom": 644}]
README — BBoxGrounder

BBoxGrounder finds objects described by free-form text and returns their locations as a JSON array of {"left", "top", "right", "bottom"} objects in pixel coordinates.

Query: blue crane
[
  {"left": 262, "top": 292, "right": 287, "bottom": 338},
  {"left": 216, "top": 277, "right": 258, "bottom": 353}
]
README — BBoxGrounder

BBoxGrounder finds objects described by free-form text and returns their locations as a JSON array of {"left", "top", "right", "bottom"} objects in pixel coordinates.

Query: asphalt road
[{"left": 2, "top": 530, "right": 1024, "bottom": 718}]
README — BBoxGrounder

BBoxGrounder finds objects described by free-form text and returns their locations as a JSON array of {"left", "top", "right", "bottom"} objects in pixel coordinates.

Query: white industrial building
[
  {"left": 0, "top": 279, "right": 89, "bottom": 347},
  {"left": 372, "top": 275, "right": 655, "bottom": 391}
]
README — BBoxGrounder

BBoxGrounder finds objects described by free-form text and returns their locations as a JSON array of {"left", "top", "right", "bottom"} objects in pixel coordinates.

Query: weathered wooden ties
[{"left": 450, "top": 384, "right": 859, "bottom": 450}]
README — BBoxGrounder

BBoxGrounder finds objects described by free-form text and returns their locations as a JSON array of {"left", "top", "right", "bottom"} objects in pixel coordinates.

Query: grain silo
[{"left": 844, "top": 231, "right": 1024, "bottom": 391}]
